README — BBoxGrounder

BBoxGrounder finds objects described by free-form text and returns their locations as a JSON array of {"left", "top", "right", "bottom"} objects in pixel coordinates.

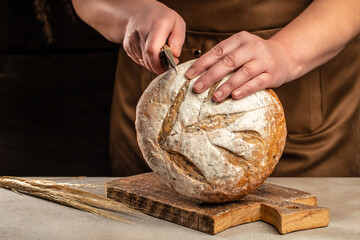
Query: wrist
[{"left": 268, "top": 37, "right": 305, "bottom": 83}]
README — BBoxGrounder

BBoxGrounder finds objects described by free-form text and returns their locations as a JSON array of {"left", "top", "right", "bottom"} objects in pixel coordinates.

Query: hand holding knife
[{"left": 160, "top": 44, "right": 178, "bottom": 73}]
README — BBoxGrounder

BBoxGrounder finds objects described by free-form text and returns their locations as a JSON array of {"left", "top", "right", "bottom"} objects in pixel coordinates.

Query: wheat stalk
[{"left": 0, "top": 176, "right": 137, "bottom": 224}]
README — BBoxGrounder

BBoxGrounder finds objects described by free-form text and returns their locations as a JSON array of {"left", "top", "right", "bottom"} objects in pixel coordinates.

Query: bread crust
[{"left": 136, "top": 60, "right": 286, "bottom": 203}]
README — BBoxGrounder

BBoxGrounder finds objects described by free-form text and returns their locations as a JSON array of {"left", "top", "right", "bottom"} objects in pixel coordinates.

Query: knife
[{"left": 160, "top": 44, "right": 178, "bottom": 73}]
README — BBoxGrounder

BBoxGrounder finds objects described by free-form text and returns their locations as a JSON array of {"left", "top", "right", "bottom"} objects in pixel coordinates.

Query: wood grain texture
[{"left": 106, "top": 173, "right": 329, "bottom": 234}]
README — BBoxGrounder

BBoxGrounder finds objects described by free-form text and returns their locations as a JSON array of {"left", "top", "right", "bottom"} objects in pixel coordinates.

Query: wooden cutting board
[{"left": 106, "top": 173, "right": 329, "bottom": 234}]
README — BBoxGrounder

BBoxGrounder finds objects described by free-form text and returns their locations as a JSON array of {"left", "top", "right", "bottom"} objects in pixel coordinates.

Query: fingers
[
  {"left": 192, "top": 45, "right": 254, "bottom": 94},
  {"left": 212, "top": 60, "right": 264, "bottom": 102},
  {"left": 123, "top": 38, "right": 143, "bottom": 66},
  {"left": 145, "top": 16, "right": 186, "bottom": 74},
  {"left": 185, "top": 32, "right": 251, "bottom": 79},
  {"left": 183, "top": 31, "right": 287, "bottom": 102},
  {"left": 145, "top": 22, "right": 172, "bottom": 74},
  {"left": 122, "top": 4, "right": 186, "bottom": 74},
  {"left": 232, "top": 72, "right": 272, "bottom": 100}
]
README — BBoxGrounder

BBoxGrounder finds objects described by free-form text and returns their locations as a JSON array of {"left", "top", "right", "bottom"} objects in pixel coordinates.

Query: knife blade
[{"left": 160, "top": 44, "right": 177, "bottom": 73}]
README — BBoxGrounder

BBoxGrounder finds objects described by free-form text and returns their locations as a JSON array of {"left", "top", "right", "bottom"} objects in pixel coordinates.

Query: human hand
[
  {"left": 72, "top": 0, "right": 186, "bottom": 75},
  {"left": 122, "top": 0, "right": 186, "bottom": 74},
  {"left": 185, "top": 31, "right": 295, "bottom": 102}
]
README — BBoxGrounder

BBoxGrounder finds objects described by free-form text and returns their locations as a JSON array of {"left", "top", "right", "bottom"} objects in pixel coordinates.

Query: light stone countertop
[{"left": 1, "top": 177, "right": 359, "bottom": 240}]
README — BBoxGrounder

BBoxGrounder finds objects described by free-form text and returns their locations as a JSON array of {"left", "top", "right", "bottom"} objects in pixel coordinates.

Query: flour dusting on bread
[{"left": 136, "top": 60, "right": 286, "bottom": 203}]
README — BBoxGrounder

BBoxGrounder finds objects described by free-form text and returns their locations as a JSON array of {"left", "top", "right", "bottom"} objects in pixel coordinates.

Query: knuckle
[
  {"left": 151, "top": 20, "right": 167, "bottom": 32},
  {"left": 222, "top": 81, "right": 235, "bottom": 91},
  {"left": 240, "top": 65, "right": 253, "bottom": 77},
  {"left": 267, "top": 76, "right": 280, "bottom": 88},
  {"left": 235, "top": 31, "right": 250, "bottom": 39},
  {"left": 254, "top": 40, "right": 264, "bottom": 50},
  {"left": 204, "top": 73, "right": 216, "bottom": 84},
  {"left": 272, "top": 82, "right": 281, "bottom": 88},
  {"left": 167, "top": 8, "right": 178, "bottom": 17},
  {"left": 202, "top": 73, "right": 217, "bottom": 86},
  {"left": 181, "top": 18, "right": 186, "bottom": 28},
  {"left": 241, "top": 85, "right": 252, "bottom": 96},
  {"left": 222, "top": 55, "right": 236, "bottom": 68},
  {"left": 153, "top": 17, "right": 166, "bottom": 26},
  {"left": 210, "top": 44, "right": 224, "bottom": 57},
  {"left": 180, "top": 20, "right": 187, "bottom": 32},
  {"left": 177, "top": 15, "right": 186, "bottom": 27},
  {"left": 154, "top": 14, "right": 173, "bottom": 27},
  {"left": 255, "top": 76, "right": 268, "bottom": 89}
]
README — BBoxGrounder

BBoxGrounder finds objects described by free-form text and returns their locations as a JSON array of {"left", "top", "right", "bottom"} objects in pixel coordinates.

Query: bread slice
[{"left": 136, "top": 60, "right": 286, "bottom": 203}]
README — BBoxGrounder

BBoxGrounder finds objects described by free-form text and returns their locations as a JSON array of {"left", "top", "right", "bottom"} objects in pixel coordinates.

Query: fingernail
[
  {"left": 233, "top": 90, "right": 241, "bottom": 98},
  {"left": 213, "top": 90, "right": 223, "bottom": 99},
  {"left": 194, "top": 81, "right": 203, "bottom": 91},
  {"left": 186, "top": 69, "right": 195, "bottom": 79}
]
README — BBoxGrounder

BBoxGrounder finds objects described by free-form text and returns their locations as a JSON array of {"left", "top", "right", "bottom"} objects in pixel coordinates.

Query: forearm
[
  {"left": 272, "top": 0, "right": 360, "bottom": 80},
  {"left": 71, "top": 0, "right": 155, "bottom": 43}
]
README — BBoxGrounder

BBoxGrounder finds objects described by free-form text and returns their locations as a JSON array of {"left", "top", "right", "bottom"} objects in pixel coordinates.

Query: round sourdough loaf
[{"left": 136, "top": 60, "right": 287, "bottom": 203}]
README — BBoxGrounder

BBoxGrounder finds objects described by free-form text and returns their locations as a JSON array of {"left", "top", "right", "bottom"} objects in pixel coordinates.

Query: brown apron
[{"left": 110, "top": 0, "right": 360, "bottom": 177}]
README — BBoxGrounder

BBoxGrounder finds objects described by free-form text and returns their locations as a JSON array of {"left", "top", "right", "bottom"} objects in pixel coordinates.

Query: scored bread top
[{"left": 136, "top": 60, "right": 286, "bottom": 203}]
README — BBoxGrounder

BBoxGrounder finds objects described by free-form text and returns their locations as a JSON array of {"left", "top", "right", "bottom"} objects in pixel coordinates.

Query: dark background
[{"left": 0, "top": 1, "right": 119, "bottom": 176}]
